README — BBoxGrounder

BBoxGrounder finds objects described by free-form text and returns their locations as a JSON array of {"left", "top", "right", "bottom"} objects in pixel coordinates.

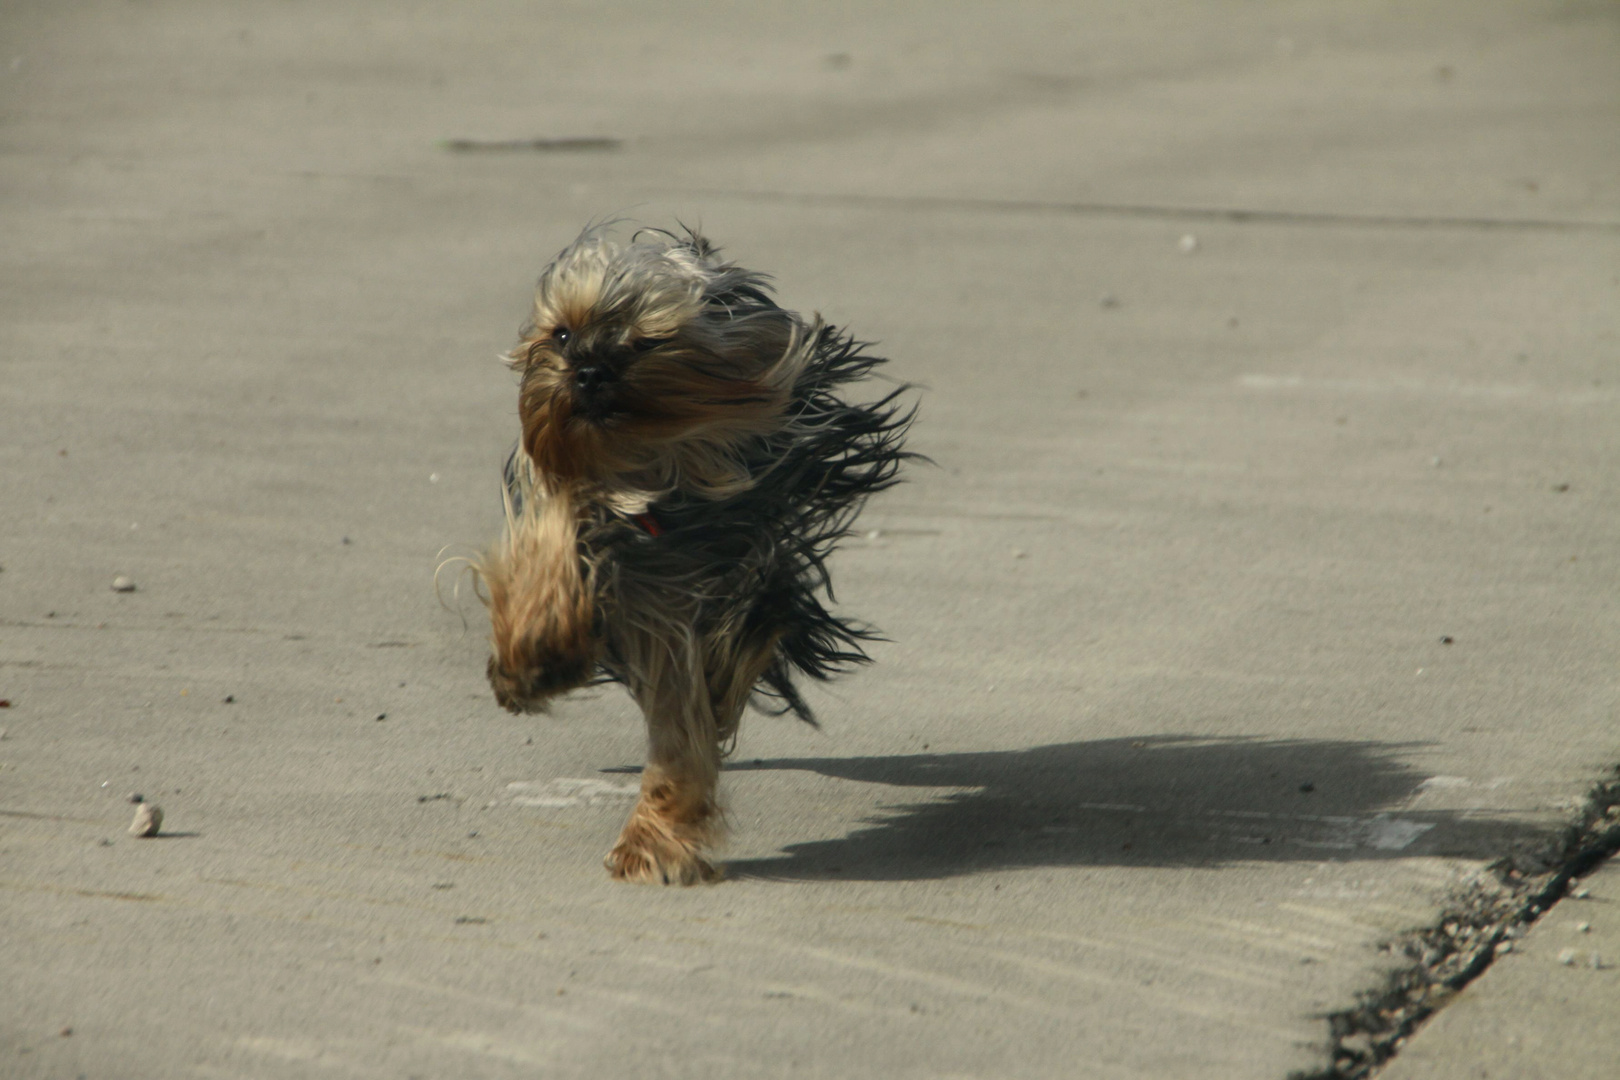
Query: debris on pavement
[{"left": 128, "top": 803, "right": 163, "bottom": 837}]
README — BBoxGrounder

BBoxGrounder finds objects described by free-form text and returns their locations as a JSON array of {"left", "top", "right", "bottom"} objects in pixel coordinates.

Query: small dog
[{"left": 473, "top": 226, "right": 913, "bottom": 884}]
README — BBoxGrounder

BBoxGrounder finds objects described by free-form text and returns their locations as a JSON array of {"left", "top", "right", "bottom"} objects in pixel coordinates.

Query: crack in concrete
[
  {"left": 647, "top": 187, "right": 1620, "bottom": 233},
  {"left": 1289, "top": 764, "right": 1620, "bottom": 1080}
]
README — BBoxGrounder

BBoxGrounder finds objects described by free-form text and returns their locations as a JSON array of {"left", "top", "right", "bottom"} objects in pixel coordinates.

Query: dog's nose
[{"left": 573, "top": 364, "right": 613, "bottom": 394}]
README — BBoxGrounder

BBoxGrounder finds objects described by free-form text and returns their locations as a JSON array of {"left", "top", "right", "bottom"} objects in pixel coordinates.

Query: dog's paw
[{"left": 604, "top": 826, "right": 721, "bottom": 886}]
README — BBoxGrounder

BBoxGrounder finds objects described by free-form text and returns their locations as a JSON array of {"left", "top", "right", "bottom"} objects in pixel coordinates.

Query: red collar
[{"left": 630, "top": 512, "right": 662, "bottom": 537}]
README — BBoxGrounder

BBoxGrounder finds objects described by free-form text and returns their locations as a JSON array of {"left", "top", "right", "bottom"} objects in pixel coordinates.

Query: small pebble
[
  {"left": 111, "top": 576, "right": 137, "bottom": 593},
  {"left": 1590, "top": 953, "right": 1605, "bottom": 970},
  {"left": 128, "top": 803, "right": 163, "bottom": 837},
  {"left": 1494, "top": 940, "right": 1514, "bottom": 955},
  {"left": 1576, "top": 921, "right": 1591, "bottom": 933},
  {"left": 127, "top": 793, "right": 144, "bottom": 804},
  {"left": 223, "top": 695, "right": 235, "bottom": 704},
  {"left": 1178, "top": 233, "right": 1199, "bottom": 253},
  {"left": 1571, "top": 886, "right": 1591, "bottom": 899},
  {"left": 1558, "top": 947, "right": 1578, "bottom": 966},
  {"left": 1339, "top": 1032, "right": 1374, "bottom": 1057},
  {"left": 375, "top": 713, "right": 387, "bottom": 721}
]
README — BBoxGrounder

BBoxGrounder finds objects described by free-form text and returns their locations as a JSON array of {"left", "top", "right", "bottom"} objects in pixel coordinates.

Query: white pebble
[
  {"left": 1178, "top": 234, "right": 1199, "bottom": 253},
  {"left": 1571, "top": 886, "right": 1591, "bottom": 899},
  {"left": 429, "top": 473, "right": 440, "bottom": 483},
  {"left": 111, "top": 576, "right": 137, "bottom": 593},
  {"left": 128, "top": 803, "right": 163, "bottom": 837},
  {"left": 1558, "top": 948, "right": 1578, "bottom": 966}
]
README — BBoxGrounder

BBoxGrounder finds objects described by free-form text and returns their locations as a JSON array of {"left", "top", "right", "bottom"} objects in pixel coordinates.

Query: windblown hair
[{"left": 472, "top": 225, "right": 914, "bottom": 882}]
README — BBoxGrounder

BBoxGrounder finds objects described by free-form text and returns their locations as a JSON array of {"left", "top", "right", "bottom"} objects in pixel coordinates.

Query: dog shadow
[{"left": 716, "top": 736, "right": 1544, "bottom": 881}]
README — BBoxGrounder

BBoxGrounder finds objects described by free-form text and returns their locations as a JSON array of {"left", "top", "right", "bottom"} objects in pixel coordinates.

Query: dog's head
[{"left": 508, "top": 227, "right": 808, "bottom": 500}]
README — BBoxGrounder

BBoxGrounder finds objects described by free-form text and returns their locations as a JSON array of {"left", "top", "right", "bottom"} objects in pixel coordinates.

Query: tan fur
[{"left": 478, "top": 474, "right": 599, "bottom": 713}]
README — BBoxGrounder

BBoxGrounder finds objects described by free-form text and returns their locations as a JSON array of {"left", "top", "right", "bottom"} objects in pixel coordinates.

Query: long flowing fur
[{"left": 471, "top": 225, "right": 915, "bottom": 883}]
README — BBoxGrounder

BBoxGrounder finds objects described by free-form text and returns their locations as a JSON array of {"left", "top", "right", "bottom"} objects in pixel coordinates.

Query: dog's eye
[{"left": 552, "top": 327, "right": 572, "bottom": 347}]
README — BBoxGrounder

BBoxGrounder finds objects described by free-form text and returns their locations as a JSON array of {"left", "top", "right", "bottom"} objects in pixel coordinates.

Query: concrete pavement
[{"left": 2, "top": 2, "right": 1617, "bottom": 1077}]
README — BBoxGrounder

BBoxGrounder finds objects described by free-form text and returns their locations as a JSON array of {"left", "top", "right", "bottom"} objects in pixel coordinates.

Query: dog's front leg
[
  {"left": 605, "top": 631, "right": 723, "bottom": 884},
  {"left": 481, "top": 491, "right": 599, "bottom": 714}
]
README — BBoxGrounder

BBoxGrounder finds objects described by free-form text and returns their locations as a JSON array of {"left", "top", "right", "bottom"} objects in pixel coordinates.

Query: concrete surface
[
  {"left": 1, "top": 2, "right": 1617, "bottom": 1077},
  {"left": 1380, "top": 855, "right": 1620, "bottom": 1080}
]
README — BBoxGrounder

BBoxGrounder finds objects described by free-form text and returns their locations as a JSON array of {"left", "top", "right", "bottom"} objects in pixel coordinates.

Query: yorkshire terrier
[{"left": 473, "top": 226, "right": 913, "bottom": 884}]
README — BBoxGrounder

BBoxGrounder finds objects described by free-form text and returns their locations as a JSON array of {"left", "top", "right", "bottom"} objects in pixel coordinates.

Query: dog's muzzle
[{"left": 571, "top": 363, "right": 620, "bottom": 421}]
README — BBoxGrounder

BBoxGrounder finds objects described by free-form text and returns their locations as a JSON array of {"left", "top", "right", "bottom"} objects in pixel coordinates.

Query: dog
[{"left": 472, "top": 226, "right": 913, "bottom": 884}]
